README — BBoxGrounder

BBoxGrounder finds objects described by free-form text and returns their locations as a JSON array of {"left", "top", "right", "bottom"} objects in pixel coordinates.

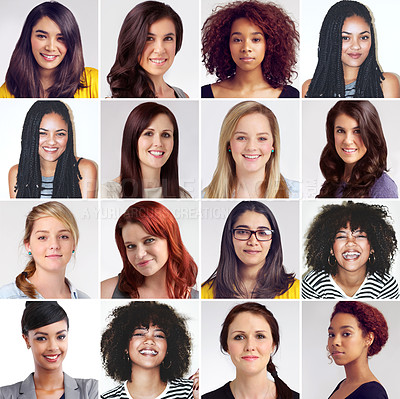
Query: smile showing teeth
[
  {"left": 342, "top": 148, "right": 357, "bottom": 153},
  {"left": 243, "top": 154, "right": 260, "bottom": 159},
  {"left": 149, "top": 151, "right": 164, "bottom": 156},
  {"left": 43, "top": 147, "right": 58, "bottom": 152},
  {"left": 343, "top": 251, "right": 360, "bottom": 260},
  {"left": 44, "top": 354, "right": 60, "bottom": 360},
  {"left": 150, "top": 59, "right": 167, "bottom": 64},
  {"left": 41, "top": 54, "right": 57, "bottom": 61},
  {"left": 139, "top": 349, "right": 158, "bottom": 356}
]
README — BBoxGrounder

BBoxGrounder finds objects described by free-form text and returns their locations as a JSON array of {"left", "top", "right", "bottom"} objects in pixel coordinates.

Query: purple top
[{"left": 335, "top": 172, "right": 398, "bottom": 198}]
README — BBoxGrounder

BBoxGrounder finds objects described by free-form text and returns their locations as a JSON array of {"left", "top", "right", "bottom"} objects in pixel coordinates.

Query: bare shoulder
[
  {"left": 78, "top": 158, "right": 98, "bottom": 176},
  {"left": 302, "top": 79, "right": 312, "bottom": 98},
  {"left": 77, "top": 158, "right": 98, "bottom": 198},
  {"left": 382, "top": 72, "right": 400, "bottom": 98},
  {"left": 8, "top": 164, "right": 19, "bottom": 198},
  {"left": 101, "top": 276, "right": 119, "bottom": 299}
]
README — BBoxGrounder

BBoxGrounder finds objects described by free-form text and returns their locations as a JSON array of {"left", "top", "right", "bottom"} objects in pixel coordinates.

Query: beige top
[{"left": 101, "top": 180, "right": 191, "bottom": 198}]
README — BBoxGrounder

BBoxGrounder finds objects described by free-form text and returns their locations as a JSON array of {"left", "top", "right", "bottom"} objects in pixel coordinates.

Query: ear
[
  {"left": 370, "top": 249, "right": 374, "bottom": 253},
  {"left": 24, "top": 241, "right": 31, "bottom": 253},
  {"left": 366, "top": 332, "right": 374, "bottom": 347},
  {"left": 330, "top": 248, "right": 334, "bottom": 255},
  {"left": 22, "top": 334, "right": 30, "bottom": 349}
]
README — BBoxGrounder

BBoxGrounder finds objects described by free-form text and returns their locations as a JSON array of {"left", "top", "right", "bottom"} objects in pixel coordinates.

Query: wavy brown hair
[
  {"left": 115, "top": 201, "right": 197, "bottom": 298},
  {"left": 107, "top": 1, "right": 183, "bottom": 98},
  {"left": 201, "top": 0, "right": 298, "bottom": 88},
  {"left": 317, "top": 101, "right": 388, "bottom": 198}
]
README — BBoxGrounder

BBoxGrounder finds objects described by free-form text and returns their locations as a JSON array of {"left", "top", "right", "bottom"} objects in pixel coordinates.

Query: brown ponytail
[
  {"left": 267, "top": 358, "right": 293, "bottom": 399},
  {"left": 15, "top": 260, "right": 38, "bottom": 298}
]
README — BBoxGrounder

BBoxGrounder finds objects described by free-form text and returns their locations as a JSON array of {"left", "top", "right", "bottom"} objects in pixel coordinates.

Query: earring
[
  {"left": 72, "top": 250, "right": 75, "bottom": 254},
  {"left": 28, "top": 252, "right": 32, "bottom": 256},
  {"left": 328, "top": 253, "right": 337, "bottom": 267},
  {"left": 271, "top": 148, "right": 274, "bottom": 153},
  {"left": 162, "top": 358, "right": 172, "bottom": 369},
  {"left": 228, "top": 148, "right": 231, "bottom": 152},
  {"left": 368, "top": 252, "right": 375, "bottom": 265}
]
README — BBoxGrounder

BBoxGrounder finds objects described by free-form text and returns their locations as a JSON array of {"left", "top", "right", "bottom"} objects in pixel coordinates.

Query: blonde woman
[
  {"left": 203, "top": 101, "right": 298, "bottom": 198},
  {"left": 0, "top": 201, "right": 89, "bottom": 299}
]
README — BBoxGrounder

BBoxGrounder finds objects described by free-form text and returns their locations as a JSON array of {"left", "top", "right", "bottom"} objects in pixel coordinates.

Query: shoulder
[
  {"left": 370, "top": 173, "right": 398, "bottom": 198},
  {"left": 101, "top": 276, "right": 119, "bottom": 299},
  {"left": 201, "top": 84, "right": 214, "bottom": 98},
  {"left": 65, "top": 278, "right": 90, "bottom": 299},
  {"left": 170, "top": 85, "right": 188, "bottom": 98},
  {"left": 201, "top": 280, "right": 215, "bottom": 299},
  {"left": 83, "top": 67, "right": 99, "bottom": 83},
  {"left": 366, "top": 272, "right": 399, "bottom": 299},
  {"left": 302, "top": 79, "right": 312, "bottom": 98},
  {"left": 355, "top": 381, "right": 388, "bottom": 398},
  {"left": 203, "top": 382, "right": 232, "bottom": 399},
  {"left": 78, "top": 158, "right": 98, "bottom": 177},
  {"left": 101, "top": 383, "right": 125, "bottom": 399},
  {"left": 101, "top": 181, "right": 122, "bottom": 198},
  {"left": 168, "top": 378, "right": 193, "bottom": 390},
  {"left": 302, "top": 270, "right": 332, "bottom": 299},
  {"left": 0, "top": 380, "right": 23, "bottom": 396},
  {"left": 279, "top": 85, "right": 299, "bottom": 98},
  {"left": 8, "top": 164, "right": 18, "bottom": 198},
  {"left": 0, "top": 82, "right": 14, "bottom": 98},
  {"left": 65, "top": 374, "right": 98, "bottom": 396},
  {"left": 179, "top": 186, "right": 192, "bottom": 198},
  {"left": 275, "top": 278, "right": 299, "bottom": 299},
  {"left": 75, "top": 67, "right": 98, "bottom": 98},
  {"left": 284, "top": 177, "right": 299, "bottom": 198},
  {"left": 0, "top": 282, "right": 26, "bottom": 299},
  {"left": 381, "top": 72, "right": 400, "bottom": 98}
]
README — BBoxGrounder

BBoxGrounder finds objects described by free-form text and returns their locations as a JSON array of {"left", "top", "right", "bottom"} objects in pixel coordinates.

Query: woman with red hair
[
  {"left": 101, "top": 201, "right": 198, "bottom": 298},
  {"left": 327, "top": 301, "right": 389, "bottom": 398}
]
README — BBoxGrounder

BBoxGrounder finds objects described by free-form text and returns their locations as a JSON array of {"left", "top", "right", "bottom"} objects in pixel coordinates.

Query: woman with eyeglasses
[{"left": 201, "top": 201, "right": 299, "bottom": 299}]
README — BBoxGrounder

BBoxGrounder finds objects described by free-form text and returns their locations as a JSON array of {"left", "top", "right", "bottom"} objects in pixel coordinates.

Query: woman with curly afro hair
[
  {"left": 101, "top": 301, "right": 198, "bottom": 399},
  {"left": 201, "top": 0, "right": 299, "bottom": 98},
  {"left": 327, "top": 301, "right": 389, "bottom": 398},
  {"left": 302, "top": 201, "right": 399, "bottom": 299}
]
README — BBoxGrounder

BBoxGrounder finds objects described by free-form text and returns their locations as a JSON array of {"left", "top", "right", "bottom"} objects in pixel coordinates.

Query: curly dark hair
[
  {"left": 305, "top": 0, "right": 384, "bottom": 98},
  {"left": 317, "top": 101, "right": 388, "bottom": 198},
  {"left": 305, "top": 201, "right": 397, "bottom": 277},
  {"left": 101, "top": 301, "right": 191, "bottom": 383},
  {"left": 201, "top": 0, "right": 298, "bottom": 88},
  {"left": 330, "top": 301, "right": 388, "bottom": 356}
]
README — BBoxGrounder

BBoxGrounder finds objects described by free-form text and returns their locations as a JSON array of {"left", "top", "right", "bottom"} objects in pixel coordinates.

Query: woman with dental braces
[
  {"left": 302, "top": 201, "right": 400, "bottom": 299},
  {"left": 100, "top": 301, "right": 198, "bottom": 399},
  {"left": 316, "top": 100, "right": 398, "bottom": 198}
]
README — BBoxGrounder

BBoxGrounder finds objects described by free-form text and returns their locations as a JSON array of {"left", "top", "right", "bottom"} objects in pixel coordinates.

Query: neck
[
  {"left": 343, "top": 164, "right": 354, "bottom": 182},
  {"left": 232, "top": 67, "right": 269, "bottom": 89},
  {"left": 235, "top": 170, "right": 265, "bottom": 198},
  {"left": 231, "top": 370, "right": 276, "bottom": 399},
  {"left": 138, "top": 267, "right": 169, "bottom": 298},
  {"left": 140, "top": 164, "right": 162, "bottom": 189},
  {"left": 33, "top": 368, "right": 64, "bottom": 390},
  {"left": 149, "top": 75, "right": 172, "bottom": 98},
  {"left": 333, "top": 266, "right": 366, "bottom": 297},
  {"left": 29, "top": 269, "right": 70, "bottom": 299},
  {"left": 238, "top": 263, "right": 262, "bottom": 297},
  {"left": 40, "top": 159, "right": 58, "bottom": 177},
  {"left": 343, "top": 64, "right": 360, "bottom": 85},
  {"left": 128, "top": 366, "right": 166, "bottom": 399},
  {"left": 343, "top": 357, "right": 374, "bottom": 384},
  {"left": 38, "top": 68, "right": 56, "bottom": 93}
]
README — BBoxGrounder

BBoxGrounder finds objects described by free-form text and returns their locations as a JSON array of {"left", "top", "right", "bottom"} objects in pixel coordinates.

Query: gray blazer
[{"left": 0, "top": 372, "right": 98, "bottom": 399}]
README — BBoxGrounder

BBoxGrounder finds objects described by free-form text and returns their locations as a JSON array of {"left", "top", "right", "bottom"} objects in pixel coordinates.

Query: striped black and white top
[
  {"left": 302, "top": 269, "right": 400, "bottom": 299},
  {"left": 40, "top": 175, "right": 54, "bottom": 198},
  {"left": 101, "top": 378, "right": 193, "bottom": 399}
]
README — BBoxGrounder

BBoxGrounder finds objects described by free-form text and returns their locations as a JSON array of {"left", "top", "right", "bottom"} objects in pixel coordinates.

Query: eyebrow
[
  {"left": 328, "top": 325, "right": 355, "bottom": 330},
  {"left": 34, "top": 229, "right": 70, "bottom": 234},
  {"left": 34, "top": 29, "right": 64, "bottom": 36},
  {"left": 231, "top": 329, "right": 269, "bottom": 334},
  {"left": 34, "top": 329, "right": 67, "bottom": 336},
  {"left": 234, "top": 131, "right": 271, "bottom": 135},
  {"left": 147, "top": 32, "right": 175, "bottom": 37},
  {"left": 144, "top": 127, "right": 173, "bottom": 133},
  {"left": 342, "top": 30, "right": 370, "bottom": 35},
  {"left": 231, "top": 31, "right": 263, "bottom": 36},
  {"left": 39, "top": 127, "right": 68, "bottom": 132},
  {"left": 234, "top": 224, "right": 270, "bottom": 229},
  {"left": 335, "top": 124, "right": 360, "bottom": 129}
]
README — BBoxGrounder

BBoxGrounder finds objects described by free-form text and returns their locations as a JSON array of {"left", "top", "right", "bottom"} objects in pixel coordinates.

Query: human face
[
  {"left": 332, "top": 223, "right": 371, "bottom": 276},
  {"left": 23, "top": 320, "right": 68, "bottom": 372},
  {"left": 334, "top": 113, "right": 367, "bottom": 170},
  {"left": 31, "top": 16, "right": 67, "bottom": 71},
  {"left": 230, "top": 113, "right": 274, "bottom": 176},
  {"left": 128, "top": 324, "right": 167, "bottom": 371},
  {"left": 232, "top": 211, "right": 272, "bottom": 270},
  {"left": 139, "top": 18, "right": 176, "bottom": 78},
  {"left": 227, "top": 312, "right": 275, "bottom": 376},
  {"left": 122, "top": 222, "right": 169, "bottom": 278},
  {"left": 137, "top": 114, "right": 174, "bottom": 175},
  {"left": 38, "top": 113, "right": 68, "bottom": 164},
  {"left": 341, "top": 15, "right": 371, "bottom": 70},
  {"left": 328, "top": 313, "right": 370, "bottom": 366},
  {"left": 25, "top": 216, "right": 75, "bottom": 274},
  {"left": 229, "top": 18, "right": 266, "bottom": 72}
]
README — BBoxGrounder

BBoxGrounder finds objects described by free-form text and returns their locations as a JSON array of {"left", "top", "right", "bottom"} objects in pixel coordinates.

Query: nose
[
  {"left": 45, "top": 37, "right": 56, "bottom": 52},
  {"left": 245, "top": 137, "right": 257, "bottom": 151},
  {"left": 152, "top": 133, "right": 162, "bottom": 147},
  {"left": 343, "top": 132, "right": 355, "bottom": 145},
  {"left": 47, "top": 132, "right": 56, "bottom": 145},
  {"left": 153, "top": 38, "right": 165, "bottom": 55},
  {"left": 47, "top": 337, "right": 60, "bottom": 351},
  {"left": 143, "top": 334, "right": 155, "bottom": 345},
  {"left": 247, "top": 232, "right": 259, "bottom": 245},
  {"left": 241, "top": 39, "right": 252, "bottom": 53},
  {"left": 244, "top": 336, "right": 255, "bottom": 351},
  {"left": 49, "top": 237, "right": 60, "bottom": 250},
  {"left": 331, "top": 335, "right": 341, "bottom": 347},
  {"left": 136, "top": 244, "right": 147, "bottom": 259},
  {"left": 350, "top": 38, "right": 361, "bottom": 50}
]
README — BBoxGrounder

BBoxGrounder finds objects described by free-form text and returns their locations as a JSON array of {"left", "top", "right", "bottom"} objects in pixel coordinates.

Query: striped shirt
[
  {"left": 302, "top": 269, "right": 400, "bottom": 299},
  {"left": 40, "top": 175, "right": 54, "bottom": 198},
  {"left": 101, "top": 379, "right": 193, "bottom": 399}
]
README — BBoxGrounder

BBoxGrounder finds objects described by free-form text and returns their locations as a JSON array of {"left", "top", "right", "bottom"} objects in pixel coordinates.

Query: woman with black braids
[
  {"left": 302, "top": 0, "right": 400, "bottom": 98},
  {"left": 8, "top": 100, "right": 97, "bottom": 198}
]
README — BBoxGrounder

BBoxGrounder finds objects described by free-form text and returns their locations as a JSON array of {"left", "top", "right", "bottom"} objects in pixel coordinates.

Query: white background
[
  {"left": 0, "top": 98, "right": 100, "bottom": 199},
  {"left": 201, "top": 300, "right": 300, "bottom": 395},
  {"left": 100, "top": 99, "right": 199, "bottom": 199},
  {"left": 0, "top": 299, "right": 101, "bottom": 386},
  {"left": 0, "top": 0, "right": 98, "bottom": 83},
  {"left": 100, "top": 0, "right": 200, "bottom": 98},
  {"left": 200, "top": 0, "right": 300, "bottom": 91},
  {"left": 201, "top": 100, "right": 300, "bottom": 192},
  {"left": 302, "top": 99, "right": 400, "bottom": 198},
  {"left": 100, "top": 299, "right": 200, "bottom": 394},
  {"left": 302, "top": 300, "right": 400, "bottom": 399},
  {"left": 201, "top": 200, "right": 300, "bottom": 284},
  {"left": 0, "top": 200, "right": 99, "bottom": 298}
]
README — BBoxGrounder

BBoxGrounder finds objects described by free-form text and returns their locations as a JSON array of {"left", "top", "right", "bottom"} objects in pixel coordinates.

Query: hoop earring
[
  {"left": 328, "top": 253, "right": 337, "bottom": 267},
  {"left": 162, "top": 358, "right": 172, "bottom": 369},
  {"left": 368, "top": 252, "right": 376, "bottom": 265}
]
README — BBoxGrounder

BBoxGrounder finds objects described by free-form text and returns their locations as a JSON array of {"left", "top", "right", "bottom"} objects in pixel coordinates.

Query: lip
[
  {"left": 241, "top": 355, "right": 259, "bottom": 361},
  {"left": 44, "top": 354, "right": 61, "bottom": 362},
  {"left": 342, "top": 148, "right": 357, "bottom": 154},
  {"left": 239, "top": 57, "right": 255, "bottom": 62},
  {"left": 40, "top": 53, "right": 58, "bottom": 62},
  {"left": 331, "top": 351, "right": 344, "bottom": 357},
  {"left": 136, "top": 259, "right": 153, "bottom": 267},
  {"left": 148, "top": 150, "right": 165, "bottom": 158},
  {"left": 149, "top": 58, "right": 167, "bottom": 66},
  {"left": 242, "top": 154, "right": 261, "bottom": 160},
  {"left": 342, "top": 251, "right": 361, "bottom": 260},
  {"left": 243, "top": 250, "right": 262, "bottom": 255},
  {"left": 347, "top": 53, "right": 362, "bottom": 59},
  {"left": 46, "top": 254, "right": 62, "bottom": 258},
  {"left": 139, "top": 348, "right": 158, "bottom": 356},
  {"left": 42, "top": 146, "right": 59, "bottom": 153}
]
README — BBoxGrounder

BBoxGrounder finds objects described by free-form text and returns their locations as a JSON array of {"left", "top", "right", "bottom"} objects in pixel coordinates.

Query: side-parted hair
[
  {"left": 115, "top": 201, "right": 197, "bottom": 298},
  {"left": 305, "top": 201, "right": 397, "bottom": 277},
  {"left": 101, "top": 301, "right": 191, "bottom": 382},
  {"left": 107, "top": 1, "right": 183, "bottom": 98},
  {"left": 306, "top": 0, "right": 384, "bottom": 98},
  {"left": 22, "top": 301, "right": 69, "bottom": 336},
  {"left": 202, "top": 201, "right": 295, "bottom": 298},
  {"left": 15, "top": 101, "right": 82, "bottom": 198},
  {"left": 220, "top": 302, "right": 293, "bottom": 399},
  {"left": 330, "top": 301, "right": 388, "bottom": 356},
  {"left": 6, "top": 1, "right": 86, "bottom": 98},
  {"left": 120, "top": 102, "right": 181, "bottom": 198},
  {"left": 16, "top": 201, "right": 79, "bottom": 298},
  {"left": 318, "top": 101, "right": 388, "bottom": 198},
  {"left": 202, "top": 0, "right": 298, "bottom": 87},
  {"left": 204, "top": 101, "right": 288, "bottom": 198}
]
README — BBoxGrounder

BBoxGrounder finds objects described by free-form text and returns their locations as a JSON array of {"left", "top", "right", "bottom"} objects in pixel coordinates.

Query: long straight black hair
[{"left": 202, "top": 201, "right": 296, "bottom": 298}]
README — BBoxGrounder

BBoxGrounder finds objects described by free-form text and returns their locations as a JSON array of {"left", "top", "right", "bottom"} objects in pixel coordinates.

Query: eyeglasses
[{"left": 232, "top": 228, "right": 274, "bottom": 241}]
